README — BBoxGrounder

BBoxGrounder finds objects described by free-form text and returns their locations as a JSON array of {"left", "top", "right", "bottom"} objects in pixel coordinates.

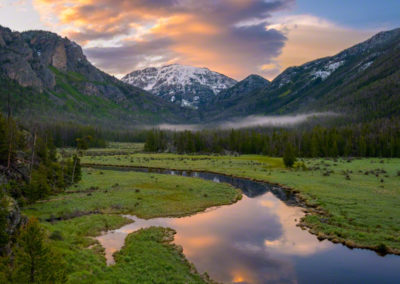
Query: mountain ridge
[
  {"left": 0, "top": 25, "right": 187, "bottom": 127},
  {"left": 122, "top": 64, "right": 237, "bottom": 108},
  {"left": 0, "top": 24, "right": 399, "bottom": 127},
  {"left": 202, "top": 27, "right": 400, "bottom": 122}
]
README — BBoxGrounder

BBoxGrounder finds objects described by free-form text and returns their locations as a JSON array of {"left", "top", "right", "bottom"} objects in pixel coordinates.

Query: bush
[
  {"left": 26, "top": 167, "right": 51, "bottom": 202},
  {"left": 283, "top": 143, "right": 297, "bottom": 168},
  {"left": 49, "top": 230, "right": 64, "bottom": 241}
]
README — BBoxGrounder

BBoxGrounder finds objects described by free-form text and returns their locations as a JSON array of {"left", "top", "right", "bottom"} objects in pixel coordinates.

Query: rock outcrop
[{"left": 0, "top": 25, "right": 186, "bottom": 125}]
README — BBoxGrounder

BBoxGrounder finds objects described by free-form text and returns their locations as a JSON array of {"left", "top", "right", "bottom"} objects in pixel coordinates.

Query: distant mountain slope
[
  {"left": 203, "top": 74, "right": 270, "bottom": 119},
  {"left": 203, "top": 28, "right": 400, "bottom": 122},
  {"left": 122, "top": 64, "right": 237, "bottom": 109},
  {"left": 0, "top": 26, "right": 185, "bottom": 127},
  {"left": 1, "top": 24, "right": 399, "bottom": 128}
]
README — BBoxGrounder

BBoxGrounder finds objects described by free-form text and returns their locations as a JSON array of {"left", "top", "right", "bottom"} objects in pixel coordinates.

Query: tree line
[
  {"left": 144, "top": 118, "right": 400, "bottom": 158},
  {"left": 0, "top": 114, "right": 85, "bottom": 282},
  {"left": 26, "top": 122, "right": 150, "bottom": 148},
  {"left": 0, "top": 114, "right": 83, "bottom": 204}
]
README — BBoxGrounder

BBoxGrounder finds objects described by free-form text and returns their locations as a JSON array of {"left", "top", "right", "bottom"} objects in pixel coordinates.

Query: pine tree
[
  {"left": 144, "top": 131, "right": 156, "bottom": 152},
  {"left": 12, "top": 218, "right": 66, "bottom": 283},
  {"left": 0, "top": 115, "right": 8, "bottom": 165},
  {"left": 310, "top": 133, "right": 319, "bottom": 158},
  {"left": 0, "top": 194, "right": 9, "bottom": 253},
  {"left": 358, "top": 136, "right": 367, "bottom": 157},
  {"left": 283, "top": 143, "right": 296, "bottom": 168}
]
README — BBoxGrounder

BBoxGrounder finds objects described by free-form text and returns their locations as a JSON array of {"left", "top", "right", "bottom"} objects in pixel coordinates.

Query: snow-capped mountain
[{"left": 122, "top": 64, "right": 237, "bottom": 108}]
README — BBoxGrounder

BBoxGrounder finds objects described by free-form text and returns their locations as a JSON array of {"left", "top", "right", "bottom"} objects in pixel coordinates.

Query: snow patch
[
  {"left": 312, "top": 60, "right": 344, "bottom": 80},
  {"left": 327, "top": 61, "right": 344, "bottom": 71},
  {"left": 122, "top": 64, "right": 237, "bottom": 101},
  {"left": 360, "top": 61, "right": 373, "bottom": 71},
  {"left": 180, "top": 99, "right": 198, "bottom": 109},
  {"left": 313, "top": 70, "right": 331, "bottom": 80}
]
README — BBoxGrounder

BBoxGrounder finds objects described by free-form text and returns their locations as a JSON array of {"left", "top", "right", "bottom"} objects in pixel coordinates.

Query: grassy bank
[
  {"left": 60, "top": 142, "right": 144, "bottom": 157},
  {"left": 42, "top": 216, "right": 209, "bottom": 283},
  {"left": 82, "top": 153, "right": 400, "bottom": 254},
  {"left": 25, "top": 168, "right": 241, "bottom": 220},
  {"left": 24, "top": 168, "right": 240, "bottom": 283},
  {"left": 96, "top": 227, "right": 210, "bottom": 283}
]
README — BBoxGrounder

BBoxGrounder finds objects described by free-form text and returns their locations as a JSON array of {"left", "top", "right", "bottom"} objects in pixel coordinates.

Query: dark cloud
[{"left": 85, "top": 38, "right": 175, "bottom": 75}]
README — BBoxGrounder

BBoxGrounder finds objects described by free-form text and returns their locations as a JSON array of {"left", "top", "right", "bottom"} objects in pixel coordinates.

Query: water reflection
[
  {"left": 95, "top": 168, "right": 400, "bottom": 283},
  {"left": 97, "top": 193, "right": 331, "bottom": 283}
]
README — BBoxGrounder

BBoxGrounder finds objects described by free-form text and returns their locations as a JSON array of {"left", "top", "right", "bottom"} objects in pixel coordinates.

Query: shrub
[
  {"left": 283, "top": 143, "right": 296, "bottom": 168},
  {"left": 49, "top": 230, "right": 64, "bottom": 241}
]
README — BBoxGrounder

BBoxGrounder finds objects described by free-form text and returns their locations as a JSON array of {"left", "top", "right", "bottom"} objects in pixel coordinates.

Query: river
[{"left": 96, "top": 167, "right": 400, "bottom": 283}]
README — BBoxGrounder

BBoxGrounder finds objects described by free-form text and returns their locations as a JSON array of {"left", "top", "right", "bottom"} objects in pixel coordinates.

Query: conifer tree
[
  {"left": 12, "top": 218, "right": 66, "bottom": 283},
  {"left": 283, "top": 143, "right": 296, "bottom": 168}
]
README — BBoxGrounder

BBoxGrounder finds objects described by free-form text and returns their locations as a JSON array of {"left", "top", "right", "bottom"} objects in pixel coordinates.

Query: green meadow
[
  {"left": 82, "top": 152, "right": 400, "bottom": 254},
  {"left": 22, "top": 148, "right": 400, "bottom": 283},
  {"left": 23, "top": 169, "right": 240, "bottom": 283},
  {"left": 60, "top": 142, "right": 144, "bottom": 157}
]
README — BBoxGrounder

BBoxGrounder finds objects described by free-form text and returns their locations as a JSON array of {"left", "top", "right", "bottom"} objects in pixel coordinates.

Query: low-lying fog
[{"left": 144, "top": 112, "right": 338, "bottom": 131}]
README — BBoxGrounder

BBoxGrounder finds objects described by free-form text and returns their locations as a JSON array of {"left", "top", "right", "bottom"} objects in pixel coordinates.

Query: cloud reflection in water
[{"left": 97, "top": 191, "right": 332, "bottom": 283}]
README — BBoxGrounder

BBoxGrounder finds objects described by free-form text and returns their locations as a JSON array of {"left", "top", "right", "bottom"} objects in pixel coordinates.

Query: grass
[
  {"left": 95, "top": 227, "right": 209, "bottom": 283},
  {"left": 82, "top": 153, "right": 283, "bottom": 176},
  {"left": 41, "top": 215, "right": 210, "bottom": 283},
  {"left": 43, "top": 214, "right": 131, "bottom": 282},
  {"left": 23, "top": 168, "right": 240, "bottom": 283},
  {"left": 60, "top": 142, "right": 144, "bottom": 157},
  {"left": 82, "top": 152, "right": 400, "bottom": 254},
  {"left": 25, "top": 168, "right": 241, "bottom": 220}
]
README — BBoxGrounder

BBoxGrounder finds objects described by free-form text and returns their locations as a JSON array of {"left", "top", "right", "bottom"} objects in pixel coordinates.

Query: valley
[
  {"left": 17, "top": 144, "right": 400, "bottom": 283},
  {"left": 0, "top": 6, "right": 400, "bottom": 283},
  {"left": 81, "top": 149, "right": 400, "bottom": 254},
  {"left": 1, "top": 25, "right": 400, "bottom": 127}
]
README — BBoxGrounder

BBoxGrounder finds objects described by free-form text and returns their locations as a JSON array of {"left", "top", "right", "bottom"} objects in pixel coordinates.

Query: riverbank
[
  {"left": 23, "top": 169, "right": 240, "bottom": 283},
  {"left": 81, "top": 153, "right": 400, "bottom": 255}
]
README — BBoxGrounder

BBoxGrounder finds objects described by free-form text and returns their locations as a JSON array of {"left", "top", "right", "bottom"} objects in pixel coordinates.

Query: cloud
[
  {"left": 85, "top": 37, "right": 175, "bottom": 76},
  {"left": 32, "top": 0, "right": 295, "bottom": 79},
  {"left": 31, "top": 1, "right": 377, "bottom": 80},
  {"left": 267, "top": 14, "right": 376, "bottom": 75}
]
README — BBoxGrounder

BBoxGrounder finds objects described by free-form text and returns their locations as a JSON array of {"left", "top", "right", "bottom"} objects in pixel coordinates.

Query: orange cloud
[
  {"left": 31, "top": 0, "right": 294, "bottom": 79},
  {"left": 31, "top": 1, "right": 375, "bottom": 81},
  {"left": 151, "top": 14, "right": 220, "bottom": 36},
  {"left": 269, "top": 15, "right": 376, "bottom": 74}
]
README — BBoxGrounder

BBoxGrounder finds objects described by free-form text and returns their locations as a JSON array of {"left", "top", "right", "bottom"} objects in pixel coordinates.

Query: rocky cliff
[{"left": 0, "top": 25, "right": 185, "bottom": 126}]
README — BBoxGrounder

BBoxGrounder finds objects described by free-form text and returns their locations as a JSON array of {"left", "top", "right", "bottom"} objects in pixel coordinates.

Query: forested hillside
[{"left": 204, "top": 28, "right": 400, "bottom": 122}]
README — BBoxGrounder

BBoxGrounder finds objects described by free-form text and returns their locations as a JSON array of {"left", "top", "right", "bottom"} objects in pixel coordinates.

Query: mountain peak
[
  {"left": 242, "top": 74, "right": 270, "bottom": 83},
  {"left": 122, "top": 64, "right": 237, "bottom": 108},
  {"left": 206, "top": 73, "right": 270, "bottom": 113}
]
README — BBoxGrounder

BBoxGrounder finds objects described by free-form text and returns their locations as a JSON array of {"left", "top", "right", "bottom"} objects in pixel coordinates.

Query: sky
[{"left": 1, "top": 0, "right": 399, "bottom": 80}]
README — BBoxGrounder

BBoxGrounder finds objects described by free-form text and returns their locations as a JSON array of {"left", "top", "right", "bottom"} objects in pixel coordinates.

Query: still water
[{"left": 96, "top": 167, "right": 400, "bottom": 284}]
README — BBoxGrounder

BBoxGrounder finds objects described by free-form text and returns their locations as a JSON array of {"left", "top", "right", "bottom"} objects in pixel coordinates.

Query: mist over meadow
[{"left": 149, "top": 112, "right": 337, "bottom": 131}]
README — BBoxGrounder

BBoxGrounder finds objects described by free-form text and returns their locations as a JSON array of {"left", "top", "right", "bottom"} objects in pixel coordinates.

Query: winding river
[{"left": 96, "top": 167, "right": 400, "bottom": 283}]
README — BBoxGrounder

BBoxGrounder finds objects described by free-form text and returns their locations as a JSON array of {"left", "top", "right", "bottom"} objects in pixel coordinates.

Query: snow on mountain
[
  {"left": 122, "top": 64, "right": 237, "bottom": 108},
  {"left": 312, "top": 60, "right": 345, "bottom": 80}
]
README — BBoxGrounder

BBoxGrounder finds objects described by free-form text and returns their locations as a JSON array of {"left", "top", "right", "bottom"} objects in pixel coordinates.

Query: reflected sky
[
  {"left": 97, "top": 192, "right": 333, "bottom": 283},
  {"left": 96, "top": 171, "right": 400, "bottom": 283}
]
